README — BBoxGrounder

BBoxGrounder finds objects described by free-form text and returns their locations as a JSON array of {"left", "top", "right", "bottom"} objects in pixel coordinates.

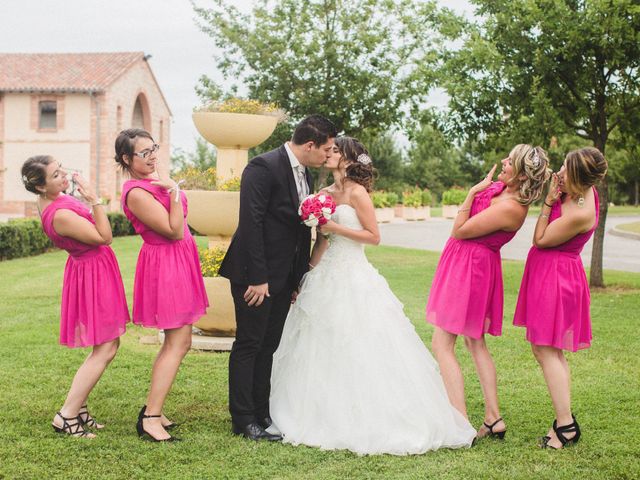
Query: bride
[{"left": 269, "top": 136, "right": 476, "bottom": 455}]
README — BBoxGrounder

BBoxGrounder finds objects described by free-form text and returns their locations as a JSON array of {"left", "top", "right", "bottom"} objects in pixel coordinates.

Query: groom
[{"left": 219, "top": 114, "right": 338, "bottom": 441}]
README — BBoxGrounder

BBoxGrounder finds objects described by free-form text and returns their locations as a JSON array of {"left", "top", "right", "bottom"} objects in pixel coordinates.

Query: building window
[{"left": 39, "top": 101, "right": 57, "bottom": 129}]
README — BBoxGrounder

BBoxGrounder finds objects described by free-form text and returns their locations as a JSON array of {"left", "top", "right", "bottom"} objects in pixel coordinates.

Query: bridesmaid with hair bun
[
  {"left": 21, "top": 155, "right": 129, "bottom": 438},
  {"left": 116, "top": 128, "right": 208, "bottom": 442},
  {"left": 514, "top": 146, "right": 607, "bottom": 449}
]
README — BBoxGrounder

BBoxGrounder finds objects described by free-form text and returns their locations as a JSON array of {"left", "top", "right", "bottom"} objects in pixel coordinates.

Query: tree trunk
[
  {"left": 589, "top": 176, "right": 608, "bottom": 288},
  {"left": 635, "top": 180, "right": 639, "bottom": 207}
]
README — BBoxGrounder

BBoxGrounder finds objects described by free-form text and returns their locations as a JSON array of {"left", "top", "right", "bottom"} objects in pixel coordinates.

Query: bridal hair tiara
[
  {"left": 531, "top": 148, "right": 541, "bottom": 168},
  {"left": 357, "top": 153, "right": 372, "bottom": 165}
]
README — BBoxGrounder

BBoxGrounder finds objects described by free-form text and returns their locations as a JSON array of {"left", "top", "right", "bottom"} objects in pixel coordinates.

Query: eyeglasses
[{"left": 133, "top": 144, "right": 160, "bottom": 159}]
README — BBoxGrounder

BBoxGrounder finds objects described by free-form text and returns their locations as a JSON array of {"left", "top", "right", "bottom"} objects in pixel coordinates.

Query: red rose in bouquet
[{"left": 298, "top": 193, "right": 336, "bottom": 227}]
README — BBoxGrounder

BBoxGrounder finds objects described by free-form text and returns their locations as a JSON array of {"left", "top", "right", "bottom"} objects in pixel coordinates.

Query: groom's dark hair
[{"left": 291, "top": 114, "right": 338, "bottom": 147}]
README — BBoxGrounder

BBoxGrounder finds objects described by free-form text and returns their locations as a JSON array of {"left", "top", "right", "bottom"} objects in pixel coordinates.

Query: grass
[
  {"left": 617, "top": 221, "right": 640, "bottom": 234},
  {"left": 1, "top": 237, "right": 639, "bottom": 479}
]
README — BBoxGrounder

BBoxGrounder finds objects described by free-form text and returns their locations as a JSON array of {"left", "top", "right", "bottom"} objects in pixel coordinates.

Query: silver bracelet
[
  {"left": 457, "top": 207, "right": 470, "bottom": 214},
  {"left": 540, "top": 213, "right": 549, "bottom": 219}
]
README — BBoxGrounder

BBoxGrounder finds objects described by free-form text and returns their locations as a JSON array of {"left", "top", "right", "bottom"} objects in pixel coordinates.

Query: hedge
[{"left": 0, "top": 212, "right": 135, "bottom": 261}]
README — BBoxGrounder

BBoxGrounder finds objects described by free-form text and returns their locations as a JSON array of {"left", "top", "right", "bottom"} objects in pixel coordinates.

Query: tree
[
  {"left": 358, "top": 129, "right": 405, "bottom": 191},
  {"left": 193, "top": 0, "right": 438, "bottom": 137},
  {"left": 171, "top": 137, "right": 217, "bottom": 173},
  {"left": 435, "top": 0, "right": 640, "bottom": 287}
]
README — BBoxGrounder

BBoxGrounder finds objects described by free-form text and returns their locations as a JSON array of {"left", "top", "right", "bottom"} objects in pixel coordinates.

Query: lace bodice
[{"left": 322, "top": 204, "right": 366, "bottom": 264}]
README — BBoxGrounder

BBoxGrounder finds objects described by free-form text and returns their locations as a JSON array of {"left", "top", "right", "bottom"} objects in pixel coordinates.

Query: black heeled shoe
[
  {"left": 479, "top": 417, "right": 506, "bottom": 440},
  {"left": 52, "top": 412, "right": 93, "bottom": 438},
  {"left": 78, "top": 404, "right": 104, "bottom": 429},
  {"left": 541, "top": 415, "right": 581, "bottom": 449},
  {"left": 136, "top": 406, "right": 180, "bottom": 442}
]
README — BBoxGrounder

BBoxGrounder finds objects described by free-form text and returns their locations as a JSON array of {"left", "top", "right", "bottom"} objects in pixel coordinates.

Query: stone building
[{"left": 0, "top": 52, "right": 171, "bottom": 215}]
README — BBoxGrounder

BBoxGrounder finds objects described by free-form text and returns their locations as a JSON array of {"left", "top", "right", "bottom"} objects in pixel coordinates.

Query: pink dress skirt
[
  {"left": 513, "top": 188, "right": 599, "bottom": 351},
  {"left": 41, "top": 195, "right": 129, "bottom": 348},
  {"left": 121, "top": 179, "right": 208, "bottom": 330},
  {"left": 426, "top": 182, "right": 518, "bottom": 339}
]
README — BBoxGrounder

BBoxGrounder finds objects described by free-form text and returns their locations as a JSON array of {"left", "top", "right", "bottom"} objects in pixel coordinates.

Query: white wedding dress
[{"left": 270, "top": 204, "right": 476, "bottom": 455}]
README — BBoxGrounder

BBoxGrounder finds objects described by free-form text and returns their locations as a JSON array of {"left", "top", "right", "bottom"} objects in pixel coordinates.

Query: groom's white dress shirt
[{"left": 285, "top": 142, "right": 308, "bottom": 201}]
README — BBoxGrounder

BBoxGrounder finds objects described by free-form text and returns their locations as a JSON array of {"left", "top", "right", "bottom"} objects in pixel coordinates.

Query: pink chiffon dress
[
  {"left": 513, "top": 188, "right": 599, "bottom": 352},
  {"left": 121, "top": 178, "right": 208, "bottom": 330},
  {"left": 426, "top": 182, "right": 517, "bottom": 339},
  {"left": 40, "top": 194, "right": 129, "bottom": 348}
]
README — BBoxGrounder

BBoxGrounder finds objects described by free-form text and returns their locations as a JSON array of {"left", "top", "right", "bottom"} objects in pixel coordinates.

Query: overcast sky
[{"left": 0, "top": 0, "right": 473, "bottom": 154}]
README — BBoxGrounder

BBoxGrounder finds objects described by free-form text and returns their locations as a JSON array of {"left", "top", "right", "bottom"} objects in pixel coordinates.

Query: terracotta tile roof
[{"left": 0, "top": 52, "right": 145, "bottom": 93}]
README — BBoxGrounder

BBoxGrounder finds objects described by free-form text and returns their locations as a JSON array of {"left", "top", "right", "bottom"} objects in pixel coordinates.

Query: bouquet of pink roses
[{"left": 298, "top": 193, "right": 336, "bottom": 227}]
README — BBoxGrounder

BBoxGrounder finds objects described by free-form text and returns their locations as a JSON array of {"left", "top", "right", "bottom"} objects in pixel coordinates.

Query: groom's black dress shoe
[
  {"left": 257, "top": 416, "right": 273, "bottom": 430},
  {"left": 232, "top": 422, "right": 282, "bottom": 442}
]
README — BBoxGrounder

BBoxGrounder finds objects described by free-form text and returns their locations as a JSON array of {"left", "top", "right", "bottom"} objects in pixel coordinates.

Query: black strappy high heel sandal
[
  {"left": 52, "top": 412, "right": 93, "bottom": 438},
  {"left": 136, "top": 406, "right": 179, "bottom": 442},
  {"left": 79, "top": 405, "right": 104, "bottom": 429},
  {"left": 541, "top": 415, "right": 581, "bottom": 449},
  {"left": 480, "top": 417, "right": 506, "bottom": 440}
]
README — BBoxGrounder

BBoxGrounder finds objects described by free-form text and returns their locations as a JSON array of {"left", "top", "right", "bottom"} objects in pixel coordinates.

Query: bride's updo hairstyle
[
  {"left": 506, "top": 144, "right": 551, "bottom": 205},
  {"left": 563, "top": 147, "right": 608, "bottom": 197},
  {"left": 114, "top": 128, "right": 155, "bottom": 174},
  {"left": 335, "top": 136, "right": 375, "bottom": 193}
]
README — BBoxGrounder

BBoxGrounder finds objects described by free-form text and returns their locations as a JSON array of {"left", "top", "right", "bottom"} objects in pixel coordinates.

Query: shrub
[
  {"left": 370, "top": 191, "right": 390, "bottom": 208},
  {"left": 442, "top": 188, "right": 467, "bottom": 205},
  {"left": 199, "top": 247, "right": 227, "bottom": 277},
  {"left": 386, "top": 192, "right": 399, "bottom": 206},
  {"left": 421, "top": 189, "right": 433, "bottom": 207},
  {"left": 0, "top": 218, "right": 52, "bottom": 260},
  {"left": 218, "top": 177, "right": 241, "bottom": 192},
  {"left": 402, "top": 189, "right": 422, "bottom": 207},
  {"left": 107, "top": 212, "right": 136, "bottom": 236},
  {"left": 174, "top": 167, "right": 217, "bottom": 190}
]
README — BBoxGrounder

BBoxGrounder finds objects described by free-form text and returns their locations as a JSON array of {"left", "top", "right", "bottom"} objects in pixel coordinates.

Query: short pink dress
[
  {"left": 41, "top": 195, "right": 129, "bottom": 348},
  {"left": 122, "top": 179, "right": 208, "bottom": 330},
  {"left": 426, "top": 182, "right": 518, "bottom": 339},
  {"left": 513, "top": 188, "right": 599, "bottom": 352}
]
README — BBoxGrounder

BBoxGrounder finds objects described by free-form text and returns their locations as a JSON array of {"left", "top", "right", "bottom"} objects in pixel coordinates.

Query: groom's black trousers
[{"left": 228, "top": 282, "right": 292, "bottom": 427}]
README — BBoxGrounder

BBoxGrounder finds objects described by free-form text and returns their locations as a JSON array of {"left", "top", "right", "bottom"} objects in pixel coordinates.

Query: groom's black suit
[{"left": 219, "top": 145, "right": 312, "bottom": 427}]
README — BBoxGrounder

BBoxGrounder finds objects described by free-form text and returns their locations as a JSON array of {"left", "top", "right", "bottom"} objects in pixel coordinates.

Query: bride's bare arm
[
  {"left": 318, "top": 186, "right": 380, "bottom": 245},
  {"left": 309, "top": 233, "right": 329, "bottom": 268}
]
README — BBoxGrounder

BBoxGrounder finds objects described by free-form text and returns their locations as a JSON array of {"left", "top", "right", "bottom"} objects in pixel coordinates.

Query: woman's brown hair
[{"left": 335, "top": 136, "right": 375, "bottom": 192}]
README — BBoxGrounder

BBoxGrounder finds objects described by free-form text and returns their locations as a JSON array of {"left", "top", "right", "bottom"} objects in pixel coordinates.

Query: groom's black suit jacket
[{"left": 219, "top": 145, "right": 312, "bottom": 295}]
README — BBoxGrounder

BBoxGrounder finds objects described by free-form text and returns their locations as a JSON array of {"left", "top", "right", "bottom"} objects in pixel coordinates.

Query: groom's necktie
[{"left": 295, "top": 165, "right": 308, "bottom": 201}]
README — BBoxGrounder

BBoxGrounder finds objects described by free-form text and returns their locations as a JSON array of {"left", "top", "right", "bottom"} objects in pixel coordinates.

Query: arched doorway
[{"left": 131, "top": 93, "right": 150, "bottom": 131}]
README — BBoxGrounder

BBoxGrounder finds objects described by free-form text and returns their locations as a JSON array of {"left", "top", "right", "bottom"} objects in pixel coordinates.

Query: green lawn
[
  {"left": 617, "top": 221, "right": 640, "bottom": 234},
  {"left": 1, "top": 237, "right": 639, "bottom": 479}
]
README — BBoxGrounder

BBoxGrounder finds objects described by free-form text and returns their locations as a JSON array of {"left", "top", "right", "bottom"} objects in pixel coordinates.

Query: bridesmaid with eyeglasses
[
  {"left": 115, "top": 128, "right": 208, "bottom": 442},
  {"left": 21, "top": 155, "right": 129, "bottom": 438}
]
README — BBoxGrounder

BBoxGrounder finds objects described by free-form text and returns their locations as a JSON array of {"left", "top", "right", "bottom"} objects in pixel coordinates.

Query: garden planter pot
[
  {"left": 194, "top": 276, "right": 236, "bottom": 336},
  {"left": 442, "top": 205, "right": 460, "bottom": 219},
  {"left": 192, "top": 112, "right": 278, "bottom": 183},
  {"left": 375, "top": 207, "right": 394, "bottom": 223}
]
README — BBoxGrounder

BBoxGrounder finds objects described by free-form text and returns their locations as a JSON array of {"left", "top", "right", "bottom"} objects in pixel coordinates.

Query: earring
[{"left": 577, "top": 195, "right": 585, "bottom": 207}]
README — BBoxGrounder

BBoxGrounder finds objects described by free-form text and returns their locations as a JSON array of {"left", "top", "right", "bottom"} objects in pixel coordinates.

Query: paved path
[{"left": 379, "top": 215, "right": 640, "bottom": 273}]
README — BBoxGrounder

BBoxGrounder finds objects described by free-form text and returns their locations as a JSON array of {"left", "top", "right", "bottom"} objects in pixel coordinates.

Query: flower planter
[
  {"left": 374, "top": 207, "right": 394, "bottom": 223},
  {"left": 416, "top": 206, "right": 431, "bottom": 220},
  {"left": 394, "top": 204, "right": 404, "bottom": 218},
  {"left": 194, "top": 276, "right": 236, "bottom": 336},
  {"left": 192, "top": 111, "right": 278, "bottom": 183},
  {"left": 184, "top": 190, "right": 239, "bottom": 249},
  {"left": 442, "top": 204, "right": 460, "bottom": 219}
]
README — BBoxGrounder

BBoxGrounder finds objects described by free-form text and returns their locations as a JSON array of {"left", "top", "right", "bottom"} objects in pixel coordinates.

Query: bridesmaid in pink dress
[
  {"left": 21, "top": 156, "right": 129, "bottom": 438},
  {"left": 426, "top": 144, "right": 550, "bottom": 439},
  {"left": 115, "top": 129, "right": 208, "bottom": 442},
  {"left": 514, "top": 147, "right": 607, "bottom": 449}
]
